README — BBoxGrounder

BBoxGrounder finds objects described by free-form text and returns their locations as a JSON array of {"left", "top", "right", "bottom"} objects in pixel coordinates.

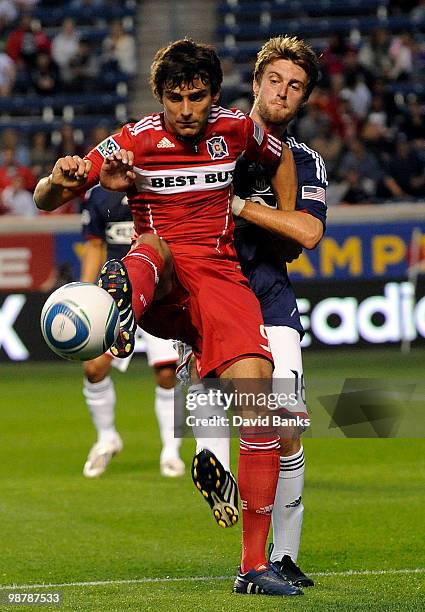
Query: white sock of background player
[
  {"left": 155, "top": 385, "right": 184, "bottom": 462},
  {"left": 271, "top": 446, "right": 305, "bottom": 563},
  {"left": 83, "top": 376, "right": 119, "bottom": 445}
]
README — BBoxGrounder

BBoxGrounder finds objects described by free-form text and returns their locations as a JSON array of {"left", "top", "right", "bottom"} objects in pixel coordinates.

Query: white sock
[
  {"left": 83, "top": 376, "right": 118, "bottom": 444},
  {"left": 155, "top": 385, "right": 183, "bottom": 462},
  {"left": 189, "top": 383, "right": 230, "bottom": 472},
  {"left": 271, "top": 446, "right": 305, "bottom": 563}
]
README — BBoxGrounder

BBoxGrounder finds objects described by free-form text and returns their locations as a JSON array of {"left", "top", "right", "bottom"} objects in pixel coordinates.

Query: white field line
[{"left": 0, "top": 567, "right": 424, "bottom": 590}]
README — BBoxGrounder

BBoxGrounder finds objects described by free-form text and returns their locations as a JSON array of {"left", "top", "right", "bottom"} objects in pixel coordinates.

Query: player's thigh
[
  {"left": 195, "top": 279, "right": 272, "bottom": 376},
  {"left": 141, "top": 329, "right": 178, "bottom": 368},
  {"left": 266, "top": 325, "right": 307, "bottom": 417},
  {"left": 266, "top": 325, "right": 303, "bottom": 379}
]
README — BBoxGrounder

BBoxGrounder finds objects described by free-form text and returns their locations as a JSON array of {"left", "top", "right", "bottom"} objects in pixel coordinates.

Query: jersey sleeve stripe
[
  {"left": 287, "top": 136, "right": 328, "bottom": 185},
  {"left": 133, "top": 114, "right": 161, "bottom": 128},
  {"left": 267, "top": 141, "right": 282, "bottom": 156},
  {"left": 131, "top": 117, "right": 162, "bottom": 135},
  {"left": 132, "top": 123, "right": 163, "bottom": 134},
  {"left": 210, "top": 105, "right": 245, "bottom": 118},
  {"left": 268, "top": 134, "right": 282, "bottom": 148},
  {"left": 208, "top": 107, "right": 245, "bottom": 122}
]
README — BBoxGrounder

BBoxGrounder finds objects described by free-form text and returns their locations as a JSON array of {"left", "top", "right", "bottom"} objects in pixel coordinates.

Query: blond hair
[{"left": 254, "top": 36, "right": 320, "bottom": 100}]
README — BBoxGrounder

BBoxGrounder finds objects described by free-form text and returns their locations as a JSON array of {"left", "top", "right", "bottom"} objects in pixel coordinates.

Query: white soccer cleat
[
  {"left": 174, "top": 340, "right": 194, "bottom": 385},
  {"left": 83, "top": 434, "right": 123, "bottom": 478},
  {"left": 160, "top": 456, "right": 185, "bottom": 478}
]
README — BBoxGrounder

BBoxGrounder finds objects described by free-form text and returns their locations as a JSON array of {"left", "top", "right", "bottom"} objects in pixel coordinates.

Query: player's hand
[
  {"left": 100, "top": 149, "right": 136, "bottom": 191},
  {"left": 272, "top": 238, "right": 303, "bottom": 263},
  {"left": 50, "top": 156, "right": 92, "bottom": 189},
  {"left": 250, "top": 196, "right": 269, "bottom": 207},
  {"left": 232, "top": 194, "right": 273, "bottom": 216}
]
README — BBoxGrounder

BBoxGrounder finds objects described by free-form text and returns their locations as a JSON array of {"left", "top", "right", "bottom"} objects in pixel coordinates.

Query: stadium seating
[
  {"left": 216, "top": 0, "right": 425, "bottom": 204},
  {"left": 32, "top": 3, "right": 136, "bottom": 27},
  {"left": 217, "top": 1, "right": 425, "bottom": 60},
  {"left": 0, "top": 0, "right": 136, "bottom": 134}
]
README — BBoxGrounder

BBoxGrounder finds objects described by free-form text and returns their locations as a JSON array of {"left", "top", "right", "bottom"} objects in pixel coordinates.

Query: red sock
[
  {"left": 238, "top": 437, "right": 280, "bottom": 573},
  {"left": 122, "top": 244, "right": 164, "bottom": 322}
]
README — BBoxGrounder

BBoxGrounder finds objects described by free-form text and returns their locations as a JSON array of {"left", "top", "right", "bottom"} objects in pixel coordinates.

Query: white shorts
[
  {"left": 141, "top": 330, "right": 178, "bottom": 367},
  {"left": 265, "top": 325, "right": 308, "bottom": 418},
  {"left": 109, "top": 328, "right": 178, "bottom": 373}
]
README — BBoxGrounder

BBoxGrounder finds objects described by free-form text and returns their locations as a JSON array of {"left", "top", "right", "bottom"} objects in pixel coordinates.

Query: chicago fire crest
[{"left": 206, "top": 136, "right": 229, "bottom": 160}]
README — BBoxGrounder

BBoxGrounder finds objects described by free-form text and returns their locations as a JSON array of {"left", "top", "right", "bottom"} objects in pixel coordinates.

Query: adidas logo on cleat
[
  {"left": 157, "top": 137, "right": 175, "bottom": 148},
  {"left": 233, "top": 564, "right": 303, "bottom": 597}
]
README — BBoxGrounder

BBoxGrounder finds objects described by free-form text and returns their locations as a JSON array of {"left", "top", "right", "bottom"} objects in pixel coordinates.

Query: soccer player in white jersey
[{"left": 189, "top": 36, "right": 326, "bottom": 588}]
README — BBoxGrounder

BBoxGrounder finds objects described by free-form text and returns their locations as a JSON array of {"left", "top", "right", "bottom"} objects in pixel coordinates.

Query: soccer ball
[{"left": 40, "top": 282, "right": 120, "bottom": 361}]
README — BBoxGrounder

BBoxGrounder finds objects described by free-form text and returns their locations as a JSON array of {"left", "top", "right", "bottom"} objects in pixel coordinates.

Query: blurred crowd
[
  {"left": 1, "top": 1, "right": 424, "bottom": 216},
  {"left": 0, "top": 5, "right": 135, "bottom": 97},
  {"left": 0, "top": 0, "right": 136, "bottom": 216},
  {"left": 221, "top": 1, "right": 425, "bottom": 206},
  {"left": 300, "top": 27, "right": 425, "bottom": 205},
  {"left": 0, "top": 122, "right": 113, "bottom": 215}
]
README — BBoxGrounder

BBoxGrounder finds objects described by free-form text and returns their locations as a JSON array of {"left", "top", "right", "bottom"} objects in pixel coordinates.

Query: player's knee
[
  {"left": 83, "top": 354, "right": 111, "bottom": 383},
  {"left": 257, "top": 356, "right": 273, "bottom": 378},
  {"left": 221, "top": 356, "right": 272, "bottom": 379},
  {"left": 280, "top": 438, "right": 302, "bottom": 456},
  {"left": 132, "top": 233, "right": 171, "bottom": 264},
  {"left": 154, "top": 364, "right": 176, "bottom": 389},
  {"left": 157, "top": 237, "right": 172, "bottom": 263}
]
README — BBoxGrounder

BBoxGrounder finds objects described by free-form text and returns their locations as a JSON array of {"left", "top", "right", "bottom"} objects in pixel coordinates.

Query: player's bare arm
[
  {"left": 271, "top": 142, "right": 298, "bottom": 211},
  {"left": 34, "top": 156, "right": 92, "bottom": 211},
  {"left": 233, "top": 144, "right": 322, "bottom": 249},
  {"left": 236, "top": 200, "right": 323, "bottom": 250},
  {"left": 99, "top": 149, "right": 136, "bottom": 192},
  {"left": 81, "top": 238, "right": 106, "bottom": 283}
]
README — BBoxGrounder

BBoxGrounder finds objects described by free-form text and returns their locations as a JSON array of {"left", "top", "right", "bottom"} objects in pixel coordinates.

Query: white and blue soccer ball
[{"left": 40, "top": 282, "right": 120, "bottom": 361}]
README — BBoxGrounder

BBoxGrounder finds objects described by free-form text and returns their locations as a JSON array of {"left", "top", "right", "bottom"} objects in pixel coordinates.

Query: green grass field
[{"left": 0, "top": 349, "right": 424, "bottom": 611}]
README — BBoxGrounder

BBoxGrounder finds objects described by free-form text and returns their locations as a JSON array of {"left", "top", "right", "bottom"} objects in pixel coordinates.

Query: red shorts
[{"left": 140, "top": 246, "right": 273, "bottom": 378}]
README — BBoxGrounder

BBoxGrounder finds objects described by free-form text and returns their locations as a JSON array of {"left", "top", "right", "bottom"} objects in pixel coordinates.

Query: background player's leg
[
  {"left": 143, "top": 332, "right": 185, "bottom": 477},
  {"left": 154, "top": 366, "right": 185, "bottom": 477},
  {"left": 82, "top": 353, "right": 123, "bottom": 478}
]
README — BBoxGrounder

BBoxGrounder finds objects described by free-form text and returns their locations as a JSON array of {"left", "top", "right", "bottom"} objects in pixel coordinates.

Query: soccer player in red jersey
[{"left": 34, "top": 39, "right": 301, "bottom": 597}]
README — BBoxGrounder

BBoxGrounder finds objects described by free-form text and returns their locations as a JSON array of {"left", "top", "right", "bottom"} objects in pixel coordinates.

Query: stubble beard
[{"left": 256, "top": 98, "right": 290, "bottom": 129}]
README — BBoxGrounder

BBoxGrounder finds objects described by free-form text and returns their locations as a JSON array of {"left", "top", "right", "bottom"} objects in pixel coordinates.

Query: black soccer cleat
[
  {"left": 191, "top": 449, "right": 239, "bottom": 528},
  {"left": 98, "top": 259, "right": 136, "bottom": 358},
  {"left": 233, "top": 564, "right": 303, "bottom": 596},
  {"left": 268, "top": 544, "right": 314, "bottom": 588}
]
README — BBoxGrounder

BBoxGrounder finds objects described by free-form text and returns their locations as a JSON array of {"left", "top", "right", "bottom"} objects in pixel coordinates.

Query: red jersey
[{"left": 84, "top": 106, "right": 282, "bottom": 255}]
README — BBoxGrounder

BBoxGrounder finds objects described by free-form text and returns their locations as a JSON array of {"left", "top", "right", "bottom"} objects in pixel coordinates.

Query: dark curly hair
[{"left": 150, "top": 39, "right": 223, "bottom": 101}]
